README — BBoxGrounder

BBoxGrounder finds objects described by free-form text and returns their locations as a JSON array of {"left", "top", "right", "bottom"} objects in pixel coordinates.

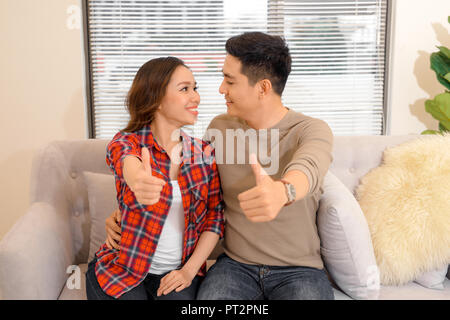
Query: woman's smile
[{"left": 186, "top": 105, "right": 199, "bottom": 116}]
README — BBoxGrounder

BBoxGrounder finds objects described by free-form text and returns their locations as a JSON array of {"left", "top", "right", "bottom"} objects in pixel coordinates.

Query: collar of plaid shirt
[
  {"left": 94, "top": 126, "right": 222, "bottom": 298},
  {"left": 141, "top": 126, "right": 210, "bottom": 178}
]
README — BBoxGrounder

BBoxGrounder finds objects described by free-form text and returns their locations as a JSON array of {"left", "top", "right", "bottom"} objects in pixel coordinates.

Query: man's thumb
[
  {"left": 141, "top": 147, "right": 152, "bottom": 175},
  {"left": 250, "top": 153, "right": 267, "bottom": 185}
]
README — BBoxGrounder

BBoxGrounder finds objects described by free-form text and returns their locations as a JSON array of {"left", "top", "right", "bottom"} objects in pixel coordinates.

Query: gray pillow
[
  {"left": 82, "top": 171, "right": 118, "bottom": 262},
  {"left": 317, "top": 171, "right": 380, "bottom": 300}
]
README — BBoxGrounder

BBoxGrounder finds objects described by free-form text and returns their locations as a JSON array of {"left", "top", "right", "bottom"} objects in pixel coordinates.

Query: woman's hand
[
  {"left": 105, "top": 209, "right": 122, "bottom": 249},
  {"left": 157, "top": 268, "right": 196, "bottom": 296},
  {"left": 125, "top": 147, "right": 166, "bottom": 205},
  {"left": 156, "top": 231, "right": 220, "bottom": 296}
]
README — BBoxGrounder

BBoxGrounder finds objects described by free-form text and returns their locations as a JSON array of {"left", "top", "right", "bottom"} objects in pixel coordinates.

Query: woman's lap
[{"left": 85, "top": 257, "right": 200, "bottom": 300}]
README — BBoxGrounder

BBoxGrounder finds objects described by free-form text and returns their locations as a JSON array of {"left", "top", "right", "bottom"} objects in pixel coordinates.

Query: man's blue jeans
[{"left": 197, "top": 253, "right": 334, "bottom": 300}]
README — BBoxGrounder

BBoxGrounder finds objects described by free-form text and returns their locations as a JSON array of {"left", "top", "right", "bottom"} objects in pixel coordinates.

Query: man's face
[{"left": 219, "top": 54, "right": 260, "bottom": 119}]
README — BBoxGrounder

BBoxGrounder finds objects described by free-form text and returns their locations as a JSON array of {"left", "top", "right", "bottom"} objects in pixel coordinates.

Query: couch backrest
[
  {"left": 329, "top": 135, "right": 419, "bottom": 194},
  {"left": 29, "top": 135, "right": 419, "bottom": 265}
]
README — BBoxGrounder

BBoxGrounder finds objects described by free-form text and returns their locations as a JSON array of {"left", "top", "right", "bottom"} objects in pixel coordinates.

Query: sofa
[{"left": 0, "top": 135, "right": 448, "bottom": 300}]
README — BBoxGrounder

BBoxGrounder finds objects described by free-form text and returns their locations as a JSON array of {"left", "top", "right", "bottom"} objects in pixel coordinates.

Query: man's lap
[
  {"left": 197, "top": 253, "right": 264, "bottom": 300},
  {"left": 264, "top": 265, "right": 334, "bottom": 300},
  {"left": 197, "top": 253, "right": 334, "bottom": 300}
]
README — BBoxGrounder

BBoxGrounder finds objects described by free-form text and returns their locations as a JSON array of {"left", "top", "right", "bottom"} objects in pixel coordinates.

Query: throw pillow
[
  {"left": 414, "top": 265, "right": 449, "bottom": 290},
  {"left": 82, "top": 171, "right": 118, "bottom": 262},
  {"left": 317, "top": 171, "right": 380, "bottom": 300},
  {"left": 355, "top": 133, "right": 450, "bottom": 286}
]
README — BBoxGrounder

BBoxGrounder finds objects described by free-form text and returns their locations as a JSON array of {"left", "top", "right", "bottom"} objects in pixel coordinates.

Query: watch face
[{"left": 287, "top": 183, "right": 296, "bottom": 201}]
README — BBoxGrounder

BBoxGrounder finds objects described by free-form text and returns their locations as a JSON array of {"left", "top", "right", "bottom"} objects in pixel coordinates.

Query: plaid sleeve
[
  {"left": 106, "top": 131, "right": 142, "bottom": 183},
  {"left": 203, "top": 148, "right": 225, "bottom": 239}
]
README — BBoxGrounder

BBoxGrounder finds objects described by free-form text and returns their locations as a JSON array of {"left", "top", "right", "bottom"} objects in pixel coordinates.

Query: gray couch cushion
[
  {"left": 318, "top": 172, "right": 379, "bottom": 300},
  {"left": 82, "top": 171, "right": 118, "bottom": 263}
]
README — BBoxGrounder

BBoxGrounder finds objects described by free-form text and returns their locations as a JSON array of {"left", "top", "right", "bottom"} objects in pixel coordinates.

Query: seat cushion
[
  {"left": 59, "top": 263, "right": 88, "bottom": 300},
  {"left": 58, "top": 264, "right": 450, "bottom": 300},
  {"left": 58, "top": 263, "right": 352, "bottom": 300},
  {"left": 377, "top": 279, "right": 450, "bottom": 300}
]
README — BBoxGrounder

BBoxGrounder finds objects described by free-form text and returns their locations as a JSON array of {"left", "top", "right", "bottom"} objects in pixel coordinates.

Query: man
[{"left": 105, "top": 32, "right": 334, "bottom": 300}]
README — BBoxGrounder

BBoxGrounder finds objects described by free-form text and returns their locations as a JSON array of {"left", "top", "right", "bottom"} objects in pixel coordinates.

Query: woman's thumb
[{"left": 141, "top": 147, "right": 152, "bottom": 175}]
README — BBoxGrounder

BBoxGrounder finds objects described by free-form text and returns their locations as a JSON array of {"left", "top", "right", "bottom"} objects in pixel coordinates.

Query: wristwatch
[{"left": 280, "top": 179, "right": 296, "bottom": 206}]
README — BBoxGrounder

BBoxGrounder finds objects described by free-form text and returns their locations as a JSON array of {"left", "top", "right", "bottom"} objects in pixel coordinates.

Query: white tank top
[{"left": 148, "top": 180, "right": 184, "bottom": 275}]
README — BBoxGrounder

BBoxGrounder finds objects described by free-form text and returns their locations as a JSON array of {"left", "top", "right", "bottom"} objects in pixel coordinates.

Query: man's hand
[
  {"left": 237, "top": 154, "right": 287, "bottom": 222},
  {"left": 128, "top": 147, "right": 166, "bottom": 205},
  {"left": 157, "top": 268, "right": 196, "bottom": 296},
  {"left": 105, "top": 209, "right": 122, "bottom": 249}
]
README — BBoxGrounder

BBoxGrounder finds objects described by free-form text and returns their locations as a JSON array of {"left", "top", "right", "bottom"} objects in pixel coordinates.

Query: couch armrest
[{"left": 0, "top": 202, "right": 73, "bottom": 299}]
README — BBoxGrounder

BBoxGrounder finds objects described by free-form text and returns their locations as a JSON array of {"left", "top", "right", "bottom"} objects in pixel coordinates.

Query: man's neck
[{"left": 245, "top": 100, "right": 288, "bottom": 130}]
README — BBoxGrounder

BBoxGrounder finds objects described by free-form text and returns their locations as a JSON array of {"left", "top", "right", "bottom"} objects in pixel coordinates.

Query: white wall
[
  {"left": 0, "top": 0, "right": 449, "bottom": 240},
  {"left": 387, "top": 0, "right": 450, "bottom": 135},
  {"left": 0, "top": 0, "right": 86, "bottom": 240}
]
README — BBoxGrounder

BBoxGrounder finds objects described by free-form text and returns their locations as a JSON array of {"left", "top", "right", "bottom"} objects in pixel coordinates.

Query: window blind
[{"left": 85, "top": 0, "right": 388, "bottom": 139}]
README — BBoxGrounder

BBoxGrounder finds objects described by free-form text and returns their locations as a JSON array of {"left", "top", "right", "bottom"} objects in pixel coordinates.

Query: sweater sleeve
[{"left": 282, "top": 118, "right": 334, "bottom": 195}]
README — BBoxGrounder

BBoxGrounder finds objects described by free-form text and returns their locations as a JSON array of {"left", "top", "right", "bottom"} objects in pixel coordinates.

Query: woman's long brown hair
[{"left": 122, "top": 56, "right": 187, "bottom": 132}]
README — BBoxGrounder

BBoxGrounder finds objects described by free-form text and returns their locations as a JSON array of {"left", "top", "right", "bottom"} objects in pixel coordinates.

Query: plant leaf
[
  {"left": 436, "top": 74, "right": 450, "bottom": 90},
  {"left": 444, "top": 72, "right": 450, "bottom": 83},
  {"left": 425, "top": 92, "right": 450, "bottom": 130},
  {"left": 421, "top": 129, "right": 440, "bottom": 135},
  {"left": 439, "top": 122, "right": 449, "bottom": 132},
  {"left": 430, "top": 52, "right": 450, "bottom": 90},
  {"left": 437, "top": 46, "right": 450, "bottom": 59}
]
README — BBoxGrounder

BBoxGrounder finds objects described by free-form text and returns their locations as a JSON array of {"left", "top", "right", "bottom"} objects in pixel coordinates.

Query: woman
[{"left": 85, "top": 57, "right": 225, "bottom": 300}]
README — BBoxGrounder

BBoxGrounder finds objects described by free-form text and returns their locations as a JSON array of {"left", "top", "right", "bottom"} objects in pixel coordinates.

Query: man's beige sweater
[{"left": 205, "top": 109, "right": 333, "bottom": 269}]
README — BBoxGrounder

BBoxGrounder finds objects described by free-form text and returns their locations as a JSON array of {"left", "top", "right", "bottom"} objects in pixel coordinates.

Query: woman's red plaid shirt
[{"left": 94, "top": 126, "right": 225, "bottom": 298}]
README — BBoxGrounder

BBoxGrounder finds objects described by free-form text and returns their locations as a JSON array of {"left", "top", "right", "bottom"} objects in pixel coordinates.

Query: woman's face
[{"left": 156, "top": 65, "right": 200, "bottom": 127}]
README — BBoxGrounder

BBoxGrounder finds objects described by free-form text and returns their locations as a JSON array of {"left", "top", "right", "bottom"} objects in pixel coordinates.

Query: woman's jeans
[
  {"left": 85, "top": 257, "right": 201, "bottom": 300},
  {"left": 197, "top": 253, "right": 334, "bottom": 300}
]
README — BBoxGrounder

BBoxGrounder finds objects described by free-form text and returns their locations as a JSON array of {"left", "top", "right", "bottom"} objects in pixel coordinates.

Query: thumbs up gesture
[
  {"left": 128, "top": 147, "right": 166, "bottom": 205},
  {"left": 237, "top": 154, "right": 288, "bottom": 223}
]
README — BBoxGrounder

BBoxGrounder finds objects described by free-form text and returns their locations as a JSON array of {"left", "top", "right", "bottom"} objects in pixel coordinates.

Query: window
[{"left": 84, "top": 0, "right": 389, "bottom": 139}]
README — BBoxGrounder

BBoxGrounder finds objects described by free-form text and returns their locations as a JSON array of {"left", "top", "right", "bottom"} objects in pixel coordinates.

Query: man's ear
[{"left": 258, "top": 79, "right": 273, "bottom": 97}]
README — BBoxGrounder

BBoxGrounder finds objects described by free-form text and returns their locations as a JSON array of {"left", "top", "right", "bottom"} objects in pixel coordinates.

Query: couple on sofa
[{"left": 85, "top": 31, "right": 335, "bottom": 300}]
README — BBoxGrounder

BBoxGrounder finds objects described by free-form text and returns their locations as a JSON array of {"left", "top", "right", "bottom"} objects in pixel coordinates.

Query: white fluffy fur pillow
[{"left": 355, "top": 133, "right": 450, "bottom": 286}]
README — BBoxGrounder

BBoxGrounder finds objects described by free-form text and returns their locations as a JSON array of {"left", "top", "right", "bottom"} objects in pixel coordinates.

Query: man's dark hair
[{"left": 225, "top": 32, "right": 291, "bottom": 96}]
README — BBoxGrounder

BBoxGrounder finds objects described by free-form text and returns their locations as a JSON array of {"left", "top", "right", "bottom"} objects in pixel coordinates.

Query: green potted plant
[{"left": 422, "top": 16, "right": 450, "bottom": 135}]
